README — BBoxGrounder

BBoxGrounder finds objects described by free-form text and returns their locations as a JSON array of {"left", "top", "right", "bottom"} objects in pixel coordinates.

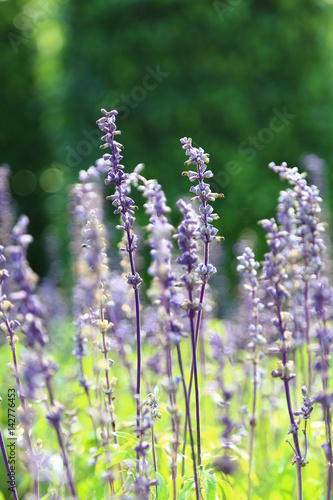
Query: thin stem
[
  {"left": 42, "top": 359, "right": 77, "bottom": 499},
  {"left": 247, "top": 360, "right": 257, "bottom": 500},
  {"left": 199, "top": 329, "right": 206, "bottom": 377},
  {"left": 0, "top": 426, "right": 19, "bottom": 500},
  {"left": 276, "top": 300, "right": 303, "bottom": 498},
  {"left": 317, "top": 312, "right": 332, "bottom": 500},
  {"left": 248, "top": 286, "right": 259, "bottom": 500},
  {"left": 3, "top": 313, "right": 39, "bottom": 499},
  {"left": 182, "top": 262, "right": 207, "bottom": 474},
  {"left": 326, "top": 408, "right": 333, "bottom": 500},
  {"left": 78, "top": 356, "right": 98, "bottom": 444},
  {"left": 176, "top": 344, "right": 199, "bottom": 500},
  {"left": 302, "top": 421, "right": 308, "bottom": 462},
  {"left": 99, "top": 301, "right": 118, "bottom": 441},
  {"left": 54, "top": 426, "right": 77, "bottom": 499},
  {"left": 166, "top": 346, "right": 177, "bottom": 499},
  {"left": 296, "top": 461, "right": 303, "bottom": 500},
  {"left": 189, "top": 290, "right": 201, "bottom": 466},
  {"left": 126, "top": 228, "right": 142, "bottom": 468},
  {"left": 151, "top": 425, "right": 158, "bottom": 499},
  {"left": 107, "top": 305, "right": 135, "bottom": 393},
  {"left": 303, "top": 278, "right": 312, "bottom": 392}
]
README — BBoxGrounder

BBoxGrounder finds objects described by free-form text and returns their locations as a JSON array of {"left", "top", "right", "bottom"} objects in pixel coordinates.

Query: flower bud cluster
[
  {"left": 132, "top": 407, "right": 158, "bottom": 498},
  {"left": 145, "top": 387, "right": 162, "bottom": 421},
  {"left": 294, "top": 386, "right": 315, "bottom": 421},
  {"left": 176, "top": 200, "right": 199, "bottom": 274},
  {"left": 269, "top": 162, "right": 325, "bottom": 279},
  {"left": 237, "top": 247, "right": 265, "bottom": 347},
  {"left": 97, "top": 109, "right": 136, "bottom": 233},
  {"left": 180, "top": 137, "right": 223, "bottom": 247}
]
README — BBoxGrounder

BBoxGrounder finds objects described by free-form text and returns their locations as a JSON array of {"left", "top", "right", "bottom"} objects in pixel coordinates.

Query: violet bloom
[
  {"left": 71, "top": 181, "right": 104, "bottom": 416},
  {"left": 260, "top": 216, "right": 311, "bottom": 497},
  {"left": 139, "top": 176, "right": 183, "bottom": 494},
  {"left": 180, "top": 137, "right": 223, "bottom": 259},
  {"left": 312, "top": 280, "right": 333, "bottom": 498},
  {"left": 269, "top": 161, "right": 325, "bottom": 392},
  {"left": 176, "top": 199, "right": 199, "bottom": 278},
  {"left": 71, "top": 177, "right": 109, "bottom": 444},
  {"left": 179, "top": 138, "right": 223, "bottom": 470},
  {"left": 237, "top": 246, "right": 265, "bottom": 498},
  {"left": 97, "top": 109, "right": 141, "bottom": 291},
  {"left": 269, "top": 162, "right": 325, "bottom": 279},
  {"left": 7, "top": 216, "right": 47, "bottom": 347},
  {"left": 97, "top": 108, "right": 143, "bottom": 477},
  {"left": 236, "top": 247, "right": 265, "bottom": 347},
  {"left": 6, "top": 216, "right": 77, "bottom": 497},
  {"left": 97, "top": 110, "right": 137, "bottom": 236}
]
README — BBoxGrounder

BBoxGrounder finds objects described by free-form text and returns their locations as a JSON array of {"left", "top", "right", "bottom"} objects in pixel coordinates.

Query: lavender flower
[
  {"left": 130, "top": 408, "right": 158, "bottom": 500},
  {"left": 97, "top": 108, "right": 143, "bottom": 480},
  {"left": 269, "top": 161, "right": 325, "bottom": 391},
  {"left": 0, "top": 246, "right": 40, "bottom": 497},
  {"left": 7, "top": 216, "right": 47, "bottom": 347},
  {"left": 138, "top": 175, "right": 199, "bottom": 498},
  {"left": 260, "top": 215, "right": 312, "bottom": 500},
  {"left": 176, "top": 199, "right": 199, "bottom": 278},
  {"left": 312, "top": 280, "right": 333, "bottom": 498},
  {"left": 180, "top": 137, "right": 224, "bottom": 469},
  {"left": 237, "top": 247, "right": 265, "bottom": 499},
  {"left": 6, "top": 216, "right": 77, "bottom": 498}
]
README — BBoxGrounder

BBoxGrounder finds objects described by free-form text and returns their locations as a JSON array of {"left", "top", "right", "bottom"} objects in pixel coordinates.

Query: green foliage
[{"left": 0, "top": 316, "right": 330, "bottom": 498}]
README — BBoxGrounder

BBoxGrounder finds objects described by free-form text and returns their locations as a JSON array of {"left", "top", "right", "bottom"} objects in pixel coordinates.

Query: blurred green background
[{"left": 1, "top": 0, "right": 333, "bottom": 303}]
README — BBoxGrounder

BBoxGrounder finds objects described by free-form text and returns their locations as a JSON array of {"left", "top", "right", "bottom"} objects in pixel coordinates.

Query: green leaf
[
  {"left": 204, "top": 469, "right": 217, "bottom": 499},
  {"left": 216, "top": 478, "right": 233, "bottom": 500},
  {"left": 109, "top": 450, "right": 133, "bottom": 467},
  {"left": 94, "top": 474, "right": 108, "bottom": 500},
  {"left": 155, "top": 471, "right": 170, "bottom": 499}
]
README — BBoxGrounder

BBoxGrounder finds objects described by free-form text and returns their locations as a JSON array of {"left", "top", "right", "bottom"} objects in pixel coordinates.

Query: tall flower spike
[
  {"left": 135, "top": 173, "right": 199, "bottom": 499},
  {"left": 70, "top": 175, "right": 108, "bottom": 444},
  {"left": 269, "top": 161, "right": 325, "bottom": 279},
  {"left": 6, "top": 216, "right": 77, "bottom": 498},
  {"left": 7, "top": 216, "right": 47, "bottom": 347},
  {"left": 260, "top": 214, "right": 312, "bottom": 500},
  {"left": 176, "top": 199, "right": 199, "bottom": 274},
  {"left": 269, "top": 161, "right": 325, "bottom": 391},
  {"left": 237, "top": 247, "right": 265, "bottom": 499},
  {"left": 180, "top": 137, "right": 224, "bottom": 470},
  {"left": 0, "top": 246, "right": 40, "bottom": 498},
  {"left": 312, "top": 280, "right": 333, "bottom": 499},
  {"left": 97, "top": 108, "right": 143, "bottom": 479}
]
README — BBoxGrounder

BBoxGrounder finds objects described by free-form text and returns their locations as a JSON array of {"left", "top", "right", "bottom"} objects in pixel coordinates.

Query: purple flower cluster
[
  {"left": 237, "top": 247, "right": 265, "bottom": 347},
  {"left": 97, "top": 108, "right": 144, "bottom": 482},
  {"left": 7, "top": 216, "right": 47, "bottom": 347},
  {"left": 97, "top": 109, "right": 136, "bottom": 234},
  {"left": 269, "top": 161, "right": 325, "bottom": 278},
  {"left": 176, "top": 199, "right": 199, "bottom": 279},
  {"left": 180, "top": 137, "right": 223, "bottom": 254},
  {"left": 237, "top": 246, "right": 265, "bottom": 497}
]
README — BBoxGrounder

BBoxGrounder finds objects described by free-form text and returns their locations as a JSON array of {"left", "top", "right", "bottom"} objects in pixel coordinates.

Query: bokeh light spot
[
  {"left": 40, "top": 167, "right": 64, "bottom": 193},
  {"left": 36, "top": 22, "right": 65, "bottom": 56},
  {"left": 12, "top": 170, "right": 36, "bottom": 196}
]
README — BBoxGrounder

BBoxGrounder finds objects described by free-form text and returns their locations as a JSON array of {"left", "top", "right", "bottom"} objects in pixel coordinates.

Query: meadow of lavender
[{"left": 0, "top": 109, "right": 332, "bottom": 500}]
